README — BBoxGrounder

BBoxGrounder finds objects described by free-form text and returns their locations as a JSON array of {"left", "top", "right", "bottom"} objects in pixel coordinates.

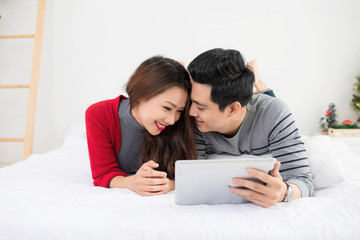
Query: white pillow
[
  {"left": 303, "top": 135, "right": 345, "bottom": 189},
  {"left": 62, "top": 121, "right": 87, "bottom": 147},
  {"left": 206, "top": 135, "right": 346, "bottom": 190}
]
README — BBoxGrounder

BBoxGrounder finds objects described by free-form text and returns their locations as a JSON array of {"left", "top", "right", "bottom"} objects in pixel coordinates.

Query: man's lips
[
  {"left": 195, "top": 119, "right": 204, "bottom": 125},
  {"left": 155, "top": 121, "right": 168, "bottom": 131}
]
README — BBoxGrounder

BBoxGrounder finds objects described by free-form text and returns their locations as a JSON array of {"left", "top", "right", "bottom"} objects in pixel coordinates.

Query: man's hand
[
  {"left": 230, "top": 161, "right": 288, "bottom": 208},
  {"left": 126, "top": 160, "right": 171, "bottom": 196}
]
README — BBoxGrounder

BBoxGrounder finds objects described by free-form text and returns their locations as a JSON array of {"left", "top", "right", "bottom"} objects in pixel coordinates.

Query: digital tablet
[{"left": 175, "top": 157, "right": 276, "bottom": 205}]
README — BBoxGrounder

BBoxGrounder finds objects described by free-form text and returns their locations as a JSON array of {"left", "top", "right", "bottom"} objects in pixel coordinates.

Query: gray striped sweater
[{"left": 195, "top": 94, "right": 314, "bottom": 197}]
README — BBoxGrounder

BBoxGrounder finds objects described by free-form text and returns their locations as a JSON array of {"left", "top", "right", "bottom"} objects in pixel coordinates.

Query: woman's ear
[{"left": 228, "top": 102, "right": 242, "bottom": 116}]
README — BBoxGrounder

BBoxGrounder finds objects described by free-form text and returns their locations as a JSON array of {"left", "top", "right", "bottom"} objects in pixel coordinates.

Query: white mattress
[{"left": 1, "top": 123, "right": 359, "bottom": 239}]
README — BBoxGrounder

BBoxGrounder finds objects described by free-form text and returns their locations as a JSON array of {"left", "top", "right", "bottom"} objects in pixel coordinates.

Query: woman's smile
[{"left": 155, "top": 121, "right": 168, "bottom": 131}]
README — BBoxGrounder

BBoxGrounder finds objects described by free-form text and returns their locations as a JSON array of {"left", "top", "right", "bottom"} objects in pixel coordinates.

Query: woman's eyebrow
[
  {"left": 165, "top": 101, "right": 177, "bottom": 108},
  {"left": 165, "top": 101, "right": 185, "bottom": 110}
]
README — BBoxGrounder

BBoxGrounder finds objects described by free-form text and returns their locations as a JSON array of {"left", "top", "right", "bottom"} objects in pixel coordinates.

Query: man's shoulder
[
  {"left": 248, "top": 94, "right": 287, "bottom": 113},
  {"left": 245, "top": 95, "right": 292, "bottom": 131}
]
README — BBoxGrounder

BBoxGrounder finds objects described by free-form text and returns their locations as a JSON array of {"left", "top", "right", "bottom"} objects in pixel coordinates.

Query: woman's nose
[
  {"left": 165, "top": 112, "right": 176, "bottom": 125},
  {"left": 189, "top": 103, "right": 197, "bottom": 117}
]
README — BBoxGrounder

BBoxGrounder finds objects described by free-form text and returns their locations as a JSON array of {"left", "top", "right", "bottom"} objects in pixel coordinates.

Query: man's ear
[{"left": 228, "top": 102, "right": 242, "bottom": 116}]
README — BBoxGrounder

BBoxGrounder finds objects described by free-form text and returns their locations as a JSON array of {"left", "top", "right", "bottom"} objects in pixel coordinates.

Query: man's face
[{"left": 189, "top": 80, "right": 231, "bottom": 134}]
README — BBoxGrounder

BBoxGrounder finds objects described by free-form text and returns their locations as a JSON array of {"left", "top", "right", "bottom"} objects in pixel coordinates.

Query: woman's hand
[
  {"left": 126, "top": 160, "right": 171, "bottom": 196},
  {"left": 165, "top": 180, "right": 175, "bottom": 193}
]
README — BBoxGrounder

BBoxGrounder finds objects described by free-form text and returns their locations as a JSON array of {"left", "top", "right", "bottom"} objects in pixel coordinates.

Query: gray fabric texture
[{"left": 117, "top": 99, "right": 145, "bottom": 175}]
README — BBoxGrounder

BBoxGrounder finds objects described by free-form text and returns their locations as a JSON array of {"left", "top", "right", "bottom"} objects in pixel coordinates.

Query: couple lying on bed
[{"left": 85, "top": 48, "right": 314, "bottom": 208}]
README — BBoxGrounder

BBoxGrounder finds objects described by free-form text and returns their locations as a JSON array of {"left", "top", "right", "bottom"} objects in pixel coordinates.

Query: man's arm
[
  {"left": 264, "top": 99, "right": 313, "bottom": 198},
  {"left": 230, "top": 98, "right": 313, "bottom": 207}
]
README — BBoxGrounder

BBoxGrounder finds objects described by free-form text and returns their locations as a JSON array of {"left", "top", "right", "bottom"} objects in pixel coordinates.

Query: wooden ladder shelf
[{"left": 0, "top": 0, "right": 46, "bottom": 160}]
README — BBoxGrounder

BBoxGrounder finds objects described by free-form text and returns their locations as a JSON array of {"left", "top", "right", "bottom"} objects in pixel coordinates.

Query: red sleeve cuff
[{"left": 93, "top": 171, "right": 128, "bottom": 188}]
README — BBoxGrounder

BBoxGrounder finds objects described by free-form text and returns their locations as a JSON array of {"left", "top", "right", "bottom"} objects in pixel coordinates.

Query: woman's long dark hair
[{"left": 126, "top": 56, "right": 197, "bottom": 179}]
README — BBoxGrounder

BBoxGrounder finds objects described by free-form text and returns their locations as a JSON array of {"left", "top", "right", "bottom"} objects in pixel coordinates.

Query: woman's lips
[{"left": 155, "top": 121, "right": 168, "bottom": 131}]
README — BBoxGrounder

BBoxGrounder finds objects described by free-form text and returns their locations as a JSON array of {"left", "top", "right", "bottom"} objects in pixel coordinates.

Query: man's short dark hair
[{"left": 187, "top": 48, "right": 254, "bottom": 111}]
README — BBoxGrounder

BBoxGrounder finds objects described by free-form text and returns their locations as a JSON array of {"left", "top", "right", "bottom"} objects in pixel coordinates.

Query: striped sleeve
[{"left": 264, "top": 100, "right": 314, "bottom": 197}]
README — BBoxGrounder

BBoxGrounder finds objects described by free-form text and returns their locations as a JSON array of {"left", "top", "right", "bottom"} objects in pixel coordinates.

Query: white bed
[{"left": 1, "top": 122, "right": 360, "bottom": 240}]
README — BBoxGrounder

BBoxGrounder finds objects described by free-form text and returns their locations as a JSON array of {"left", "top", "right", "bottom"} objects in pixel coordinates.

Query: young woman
[{"left": 85, "top": 56, "right": 197, "bottom": 196}]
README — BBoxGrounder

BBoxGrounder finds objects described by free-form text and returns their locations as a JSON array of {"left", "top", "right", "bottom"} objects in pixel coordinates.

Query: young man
[{"left": 187, "top": 48, "right": 313, "bottom": 208}]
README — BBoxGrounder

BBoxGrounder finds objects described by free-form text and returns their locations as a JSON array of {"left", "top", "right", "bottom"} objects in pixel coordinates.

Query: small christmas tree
[
  {"left": 351, "top": 75, "right": 360, "bottom": 122},
  {"left": 320, "top": 103, "right": 337, "bottom": 132},
  {"left": 326, "top": 103, "right": 337, "bottom": 128}
]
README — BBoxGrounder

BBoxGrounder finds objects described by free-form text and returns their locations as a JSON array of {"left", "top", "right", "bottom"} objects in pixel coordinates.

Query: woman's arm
[{"left": 85, "top": 101, "right": 127, "bottom": 188}]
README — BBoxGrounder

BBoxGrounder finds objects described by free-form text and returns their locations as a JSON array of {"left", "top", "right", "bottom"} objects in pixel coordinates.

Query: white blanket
[{"left": 1, "top": 123, "right": 359, "bottom": 239}]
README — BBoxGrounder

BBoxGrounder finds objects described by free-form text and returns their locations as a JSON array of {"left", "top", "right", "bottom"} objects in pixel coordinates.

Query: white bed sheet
[{"left": 1, "top": 123, "right": 360, "bottom": 240}]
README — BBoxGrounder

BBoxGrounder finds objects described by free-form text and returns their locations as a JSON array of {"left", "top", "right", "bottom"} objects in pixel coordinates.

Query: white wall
[{"left": 1, "top": 0, "right": 360, "bottom": 162}]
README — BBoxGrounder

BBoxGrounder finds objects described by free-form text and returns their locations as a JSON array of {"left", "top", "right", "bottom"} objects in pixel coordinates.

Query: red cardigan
[{"left": 85, "top": 95, "right": 128, "bottom": 188}]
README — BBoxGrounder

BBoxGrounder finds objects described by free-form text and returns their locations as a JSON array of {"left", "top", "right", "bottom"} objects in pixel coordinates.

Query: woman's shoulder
[{"left": 86, "top": 95, "right": 126, "bottom": 117}]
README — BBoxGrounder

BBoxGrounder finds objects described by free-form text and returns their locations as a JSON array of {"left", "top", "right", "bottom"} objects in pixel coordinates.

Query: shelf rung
[
  {"left": 0, "top": 85, "right": 30, "bottom": 89},
  {"left": 0, "top": 35, "right": 35, "bottom": 39},
  {"left": 0, "top": 138, "right": 25, "bottom": 142}
]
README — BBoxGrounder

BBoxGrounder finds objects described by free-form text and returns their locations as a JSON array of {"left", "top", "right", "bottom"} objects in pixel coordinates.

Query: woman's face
[{"left": 132, "top": 86, "right": 188, "bottom": 136}]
